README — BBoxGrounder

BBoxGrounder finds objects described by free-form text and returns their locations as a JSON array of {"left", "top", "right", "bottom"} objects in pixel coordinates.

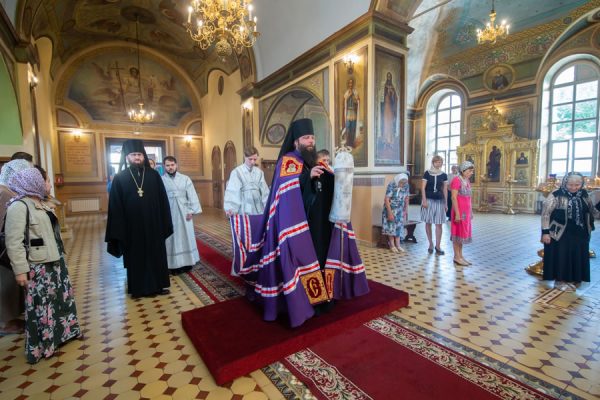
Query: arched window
[
  {"left": 426, "top": 90, "right": 462, "bottom": 172},
  {"left": 546, "top": 62, "right": 599, "bottom": 177}
]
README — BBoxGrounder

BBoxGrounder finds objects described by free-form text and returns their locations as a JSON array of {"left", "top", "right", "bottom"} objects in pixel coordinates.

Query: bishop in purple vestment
[{"left": 230, "top": 119, "right": 369, "bottom": 327}]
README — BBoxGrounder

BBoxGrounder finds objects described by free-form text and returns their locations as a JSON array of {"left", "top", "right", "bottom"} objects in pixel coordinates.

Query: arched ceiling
[
  {"left": 4, "top": 0, "right": 596, "bottom": 89},
  {"left": 18, "top": 0, "right": 242, "bottom": 89}
]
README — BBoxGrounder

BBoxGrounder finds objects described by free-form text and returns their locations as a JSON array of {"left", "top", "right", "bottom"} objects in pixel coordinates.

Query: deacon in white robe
[
  {"left": 162, "top": 156, "right": 202, "bottom": 274},
  {"left": 224, "top": 147, "right": 269, "bottom": 216}
]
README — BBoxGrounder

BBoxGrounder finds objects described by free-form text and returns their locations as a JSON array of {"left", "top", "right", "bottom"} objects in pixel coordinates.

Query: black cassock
[
  {"left": 105, "top": 166, "right": 173, "bottom": 297},
  {"left": 299, "top": 163, "right": 334, "bottom": 268}
]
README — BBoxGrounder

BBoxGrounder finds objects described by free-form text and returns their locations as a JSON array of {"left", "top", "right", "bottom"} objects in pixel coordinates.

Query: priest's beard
[
  {"left": 299, "top": 144, "right": 317, "bottom": 167},
  {"left": 167, "top": 168, "right": 177, "bottom": 177}
]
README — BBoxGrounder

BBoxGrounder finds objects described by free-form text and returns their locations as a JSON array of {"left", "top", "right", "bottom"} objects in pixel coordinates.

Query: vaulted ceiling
[{"left": 5, "top": 1, "right": 597, "bottom": 88}]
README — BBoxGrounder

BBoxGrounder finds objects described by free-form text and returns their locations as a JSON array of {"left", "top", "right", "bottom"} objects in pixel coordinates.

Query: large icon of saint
[
  {"left": 342, "top": 78, "right": 360, "bottom": 148},
  {"left": 486, "top": 146, "right": 501, "bottom": 181},
  {"left": 380, "top": 72, "right": 397, "bottom": 148}
]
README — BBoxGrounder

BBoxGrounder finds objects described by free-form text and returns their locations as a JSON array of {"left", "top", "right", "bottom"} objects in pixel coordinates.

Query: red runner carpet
[
  {"left": 283, "top": 320, "right": 555, "bottom": 400},
  {"left": 186, "top": 236, "right": 557, "bottom": 399},
  {"left": 182, "top": 280, "right": 408, "bottom": 385}
]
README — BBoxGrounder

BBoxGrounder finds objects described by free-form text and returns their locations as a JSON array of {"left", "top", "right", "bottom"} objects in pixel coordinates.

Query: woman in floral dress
[
  {"left": 5, "top": 167, "right": 80, "bottom": 363},
  {"left": 450, "top": 161, "right": 474, "bottom": 266},
  {"left": 382, "top": 173, "right": 410, "bottom": 252}
]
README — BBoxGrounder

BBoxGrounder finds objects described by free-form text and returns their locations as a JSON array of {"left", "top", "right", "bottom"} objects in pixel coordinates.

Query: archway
[{"left": 261, "top": 89, "right": 331, "bottom": 153}]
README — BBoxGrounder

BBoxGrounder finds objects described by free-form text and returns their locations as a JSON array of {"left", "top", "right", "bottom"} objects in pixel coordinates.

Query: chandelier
[
  {"left": 128, "top": 17, "right": 155, "bottom": 124},
  {"left": 186, "top": 0, "right": 259, "bottom": 59},
  {"left": 477, "top": 0, "right": 509, "bottom": 45}
]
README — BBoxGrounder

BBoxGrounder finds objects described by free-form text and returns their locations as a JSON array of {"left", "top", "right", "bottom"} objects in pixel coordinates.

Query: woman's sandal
[{"left": 453, "top": 259, "right": 469, "bottom": 266}]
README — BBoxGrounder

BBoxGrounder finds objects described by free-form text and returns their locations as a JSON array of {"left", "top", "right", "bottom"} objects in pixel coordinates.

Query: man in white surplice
[
  {"left": 162, "top": 156, "right": 202, "bottom": 275},
  {"left": 224, "top": 146, "right": 269, "bottom": 216}
]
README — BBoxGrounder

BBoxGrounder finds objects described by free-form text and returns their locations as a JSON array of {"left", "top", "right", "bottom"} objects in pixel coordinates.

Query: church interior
[{"left": 1, "top": 0, "right": 600, "bottom": 398}]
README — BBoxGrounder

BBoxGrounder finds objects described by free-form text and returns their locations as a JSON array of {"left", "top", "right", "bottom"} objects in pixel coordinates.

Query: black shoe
[
  {"left": 181, "top": 265, "right": 193, "bottom": 273},
  {"left": 427, "top": 246, "right": 434, "bottom": 254},
  {"left": 435, "top": 247, "right": 445, "bottom": 255}
]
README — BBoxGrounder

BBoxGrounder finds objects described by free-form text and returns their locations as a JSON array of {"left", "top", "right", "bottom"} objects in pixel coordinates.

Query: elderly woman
[
  {"left": 421, "top": 155, "right": 448, "bottom": 255},
  {"left": 0, "top": 158, "right": 31, "bottom": 335},
  {"left": 450, "top": 161, "right": 474, "bottom": 266},
  {"left": 382, "top": 173, "right": 410, "bottom": 253},
  {"left": 541, "top": 172, "right": 599, "bottom": 291},
  {"left": 5, "top": 167, "right": 80, "bottom": 363}
]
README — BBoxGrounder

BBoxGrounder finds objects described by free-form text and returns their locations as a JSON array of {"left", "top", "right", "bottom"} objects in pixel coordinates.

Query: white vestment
[
  {"left": 223, "top": 164, "right": 269, "bottom": 215},
  {"left": 162, "top": 172, "right": 202, "bottom": 269}
]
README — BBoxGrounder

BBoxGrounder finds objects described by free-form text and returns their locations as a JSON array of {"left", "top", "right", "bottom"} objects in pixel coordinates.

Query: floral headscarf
[
  {"left": 459, "top": 161, "right": 474, "bottom": 173},
  {"left": 0, "top": 159, "right": 31, "bottom": 186},
  {"left": 8, "top": 168, "right": 47, "bottom": 203},
  {"left": 557, "top": 172, "right": 587, "bottom": 229}
]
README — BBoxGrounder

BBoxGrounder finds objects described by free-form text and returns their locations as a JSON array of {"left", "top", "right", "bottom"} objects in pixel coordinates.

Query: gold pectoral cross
[{"left": 137, "top": 188, "right": 144, "bottom": 197}]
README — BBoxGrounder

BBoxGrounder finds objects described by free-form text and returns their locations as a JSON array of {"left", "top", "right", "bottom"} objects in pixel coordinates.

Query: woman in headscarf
[
  {"left": 0, "top": 158, "right": 31, "bottom": 335},
  {"left": 421, "top": 155, "right": 448, "bottom": 255},
  {"left": 382, "top": 173, "right": 410, "bottom": 253},
  {"left": 541, "top": 172, "right": 599, "bottom": 291},
  {"left": 5, "top": 167, "right": 80, "bottom": 363},
  {"left": 450, "top": 161, "right": 474, "bottom": 266}
]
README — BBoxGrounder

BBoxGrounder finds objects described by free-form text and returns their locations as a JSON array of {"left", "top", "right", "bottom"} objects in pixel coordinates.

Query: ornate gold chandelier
[
  {"left": 477, "top": 0, "right": 509, "bottom": 45},
  {"left": 186, "top": 0, "right": 259, "bottom": 59},
  {"left": 128, "top": 17, "right": 155, "bottom": 124}
]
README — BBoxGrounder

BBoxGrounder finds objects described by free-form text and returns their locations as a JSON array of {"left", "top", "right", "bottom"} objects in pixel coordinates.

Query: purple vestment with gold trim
[{"left": 230, "top": 151, "right": 369, "bottom": 327}]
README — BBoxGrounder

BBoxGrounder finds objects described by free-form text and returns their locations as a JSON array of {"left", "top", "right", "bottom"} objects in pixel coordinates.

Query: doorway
[
  {"left": 105, "top": 138, "right": 166, "bottom": 177},
  {"left": 211, "top": 146, "right": 223, "bottom": 208}
]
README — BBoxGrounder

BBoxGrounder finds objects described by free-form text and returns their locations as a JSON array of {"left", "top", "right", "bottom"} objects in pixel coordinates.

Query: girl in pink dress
[{"left": 450, "top": 161, "right": 474, "bottom": 266}]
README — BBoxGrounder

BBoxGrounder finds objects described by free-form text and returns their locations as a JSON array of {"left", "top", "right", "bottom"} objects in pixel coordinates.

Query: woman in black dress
[{"left": 541, "top": 172, "right": 599, "bottom": 291}]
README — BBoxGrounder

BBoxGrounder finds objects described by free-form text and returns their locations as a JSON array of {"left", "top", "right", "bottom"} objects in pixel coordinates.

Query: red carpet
[
  {"left": 181, "top": 280, "right": 409, "bottom": 385},
  {"left": 196, "top": 239, "right": 244, "bottom": 286},
  {"left": 284, "top": 319, "right": 555, "bottom": 400}
]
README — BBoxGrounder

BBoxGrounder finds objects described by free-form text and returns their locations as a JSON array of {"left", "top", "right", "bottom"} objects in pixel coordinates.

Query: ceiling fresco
[
  {"left": 64, "top": 48, "right": 194, "bottom": 126},
  {"left": 20, "top": 0, "right": 243, "bottom": 91},
  {"left": 409, "top": 0, "right": 591, "bottom": 59}
]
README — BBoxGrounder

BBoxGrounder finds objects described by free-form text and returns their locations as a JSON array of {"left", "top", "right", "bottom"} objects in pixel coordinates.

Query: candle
[{"left": 188, "top": 6, "right": 192, "bottom": 24}]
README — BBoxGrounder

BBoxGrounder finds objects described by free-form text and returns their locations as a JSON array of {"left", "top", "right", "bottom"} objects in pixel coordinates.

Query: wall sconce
[
  {"left": 73, "top": 130, "right": 82, "bottom": 142},
  {"left": 242, "top": 100, "right": 253, "bottom": 113},
  {"left": 343, "top": 54, "right": 358, "bottom": 74},
  {"left": 29, "top": 75, "right": 38, "bottom": 88},
  {"left": 184, "top": 135, "right": 193, "bottom": 147}
]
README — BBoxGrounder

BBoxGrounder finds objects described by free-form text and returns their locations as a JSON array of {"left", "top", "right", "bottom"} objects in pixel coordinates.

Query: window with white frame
[
  {"left": 426, "top": 91, "right": 462, "bottom": 172},
  {"left": 548, "top": 63, "right": 599, "bottom": 177}
]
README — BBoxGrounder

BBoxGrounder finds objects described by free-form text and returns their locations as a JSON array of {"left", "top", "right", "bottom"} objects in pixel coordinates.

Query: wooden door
[
  {"left": 223, "top": 141, "right": 237, "bottom": 185},
  {"left": 211, "top": 146, "right": 223, "bottom": 208}
]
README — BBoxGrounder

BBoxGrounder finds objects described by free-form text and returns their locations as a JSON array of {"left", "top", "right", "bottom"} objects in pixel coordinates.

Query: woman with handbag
[
  {"left": 541, "top": 172, "right": 599, "bottom": 291},
  {"left": 5, "top": 167, "right": 80, "bottom": 363}
]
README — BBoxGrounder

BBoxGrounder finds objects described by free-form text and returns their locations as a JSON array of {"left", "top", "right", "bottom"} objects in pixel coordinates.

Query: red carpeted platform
[{"left": 181, "top": 280, "right": 409, "bottom": 385}]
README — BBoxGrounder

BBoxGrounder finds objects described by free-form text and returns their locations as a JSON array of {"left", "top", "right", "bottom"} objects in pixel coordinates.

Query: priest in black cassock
[{"left": 105, "top": 139, "right": 173, "bottom": 298}]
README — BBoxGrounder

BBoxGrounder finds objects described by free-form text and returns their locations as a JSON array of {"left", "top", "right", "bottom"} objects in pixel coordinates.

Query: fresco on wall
[
  {"left": 335, "top": 47, "right": 367, "bottom": 167},
  {"left": 67, "top": 50, "right": 194, "bottom": 126},
  {"left": 375, "top": 47, "right": 403, "bottom": 166}
]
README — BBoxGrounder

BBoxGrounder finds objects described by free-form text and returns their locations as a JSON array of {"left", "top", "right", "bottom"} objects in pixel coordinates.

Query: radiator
[{"left": 70, "top": 198, "right": 100, "bottom": 213}]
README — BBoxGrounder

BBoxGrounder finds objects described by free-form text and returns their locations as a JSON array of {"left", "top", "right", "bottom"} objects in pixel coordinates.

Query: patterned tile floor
[{"left": 0, "top": 207, "right": 599, "bottom": 399}]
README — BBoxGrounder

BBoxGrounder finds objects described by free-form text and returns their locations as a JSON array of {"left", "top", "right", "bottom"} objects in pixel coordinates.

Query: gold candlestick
[
  {"left": 504, "top": 178, "right": 517, "bottom": 215},
  {"left": 478, "top": 175, "right": 490, "bottom": 212}
]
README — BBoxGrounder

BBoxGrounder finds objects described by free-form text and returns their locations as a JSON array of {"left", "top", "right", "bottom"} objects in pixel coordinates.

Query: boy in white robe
[
  {"left": 224, "top": 146, "right": 269, "bottom": 216},
  {"left": 162, "top": 156, "right": 202, "bottom": 274}
]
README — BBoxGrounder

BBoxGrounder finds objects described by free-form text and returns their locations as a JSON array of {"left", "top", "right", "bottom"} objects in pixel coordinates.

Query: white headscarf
[
  {"left": 394, "top": 173, "right": 409, "bottom": 185},
  {"left": 0, "top": 159, "right": 31, "bottom": 186}
]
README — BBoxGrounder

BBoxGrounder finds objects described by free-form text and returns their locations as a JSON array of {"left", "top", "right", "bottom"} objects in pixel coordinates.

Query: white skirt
[{"left": 421, "top": 198, "right": 446, "bottom": 224}]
